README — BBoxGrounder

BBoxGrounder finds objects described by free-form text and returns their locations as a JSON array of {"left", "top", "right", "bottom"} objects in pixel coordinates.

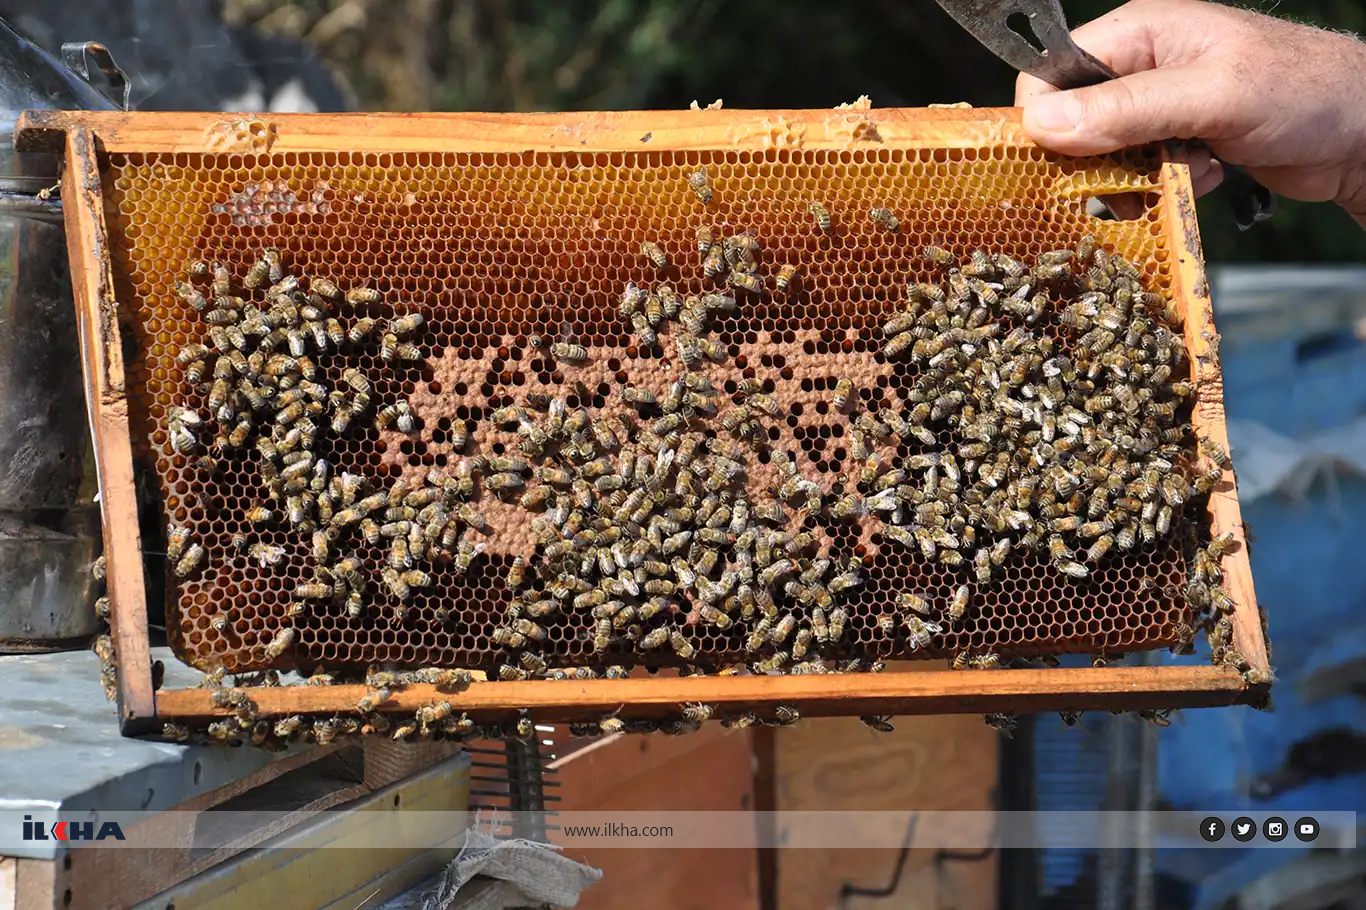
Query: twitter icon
[{"left": 1232, "top": 817, "right": 1257, "bottom": 842}]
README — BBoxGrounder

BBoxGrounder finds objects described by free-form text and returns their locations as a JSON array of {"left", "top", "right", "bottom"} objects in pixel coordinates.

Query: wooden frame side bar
[
  {"left": 154, "top": 665, "right": 1253, "bottom": 725},
  {"left": 17, "top": 108, "right": 1038, "bottom": 156},
  {"left": 1159, "top": 158, "right": 1268, "bottom": 671},
  {"left": 60, "top": 127, "right": 158, "bottom": 732}
]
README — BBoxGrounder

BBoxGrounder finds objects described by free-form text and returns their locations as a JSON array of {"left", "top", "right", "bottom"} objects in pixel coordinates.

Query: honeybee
[
  {"left": 984, "top": 713, "right": 1019, "bottom": 736},
  {"left": 247, "top": 542, "right": 285, "bottom": 568},
  {"left": 622, "top": 385, "right": 660, "bottom": 409},
  {"left": 883, "top": 330, "right": 917, "bottom": 360},
  {"left": 520, "top": 484, "right": 554, "bottom": 510},
  {"left": 382, "top": 567, "right": 410, "bottom": 601},
  {"left": 174, "top": 280, "right": 208, "bottom": 312},
  {"left": 295, "top": 578, "right": 335, "bottom": 599},
  {"left": 597, "top": 714, "right": 626, "bottom": 735},
  {"left": 728, "top": 270, "right": 763, "bottom": 294},
  {"left": 642, "top": 241, "right": 669, "bottom": 269},
  {"left": 827, "top": 606, "right": 848, "bottom": 643},
  {"left": 356, "top": 687, "right": 393, "bottom": 713},
  {"left": 1056, "top": 559, "right": 1089, "bottom": 579},
  {"left": 808, "top": 201, "right": 831, "bottom": 233},
  {"left": 388, "top": 532, "right": 415, "bottom": 568},
  {"left": 861, "top": 715, "right": 895, "bottom": 733},
  {"left": 345, "top": 287, "right": 381, "bottom": 305},
  {"left": 881, "top": 525, "right": 917, "bottom": 550},
  {"left": 413, "top": 668, "right": 474, "bottom": 689},
  {"left": 827, "top": 563, "right": 862, "bottom": 595},
  {"left": 703, "top": 243, "right": 727, "bottom": 279},
  {"left": 1206, "top": 532, "right": 1235, "bottom": 559},
  {"left": 174, "top": 543, "right": 206, "bottom": 578},
  {"left": 164, "top": 522, "right": 193, "bottom": 564},
  {"left": 265, "top": 626, "right": 296, "bottom": 659},
  {"left": 665, "top": 335, "right": 702, "bottom": 372},
  {"left": 1192, "top": 464, "right": 1224, "bottom": 495},
  {"left": 920, "top": 245, "right": 955, "bottom": 268},
  {"left": 828, "top": 377, "right": 856, "bottom": 412},
  {"left": 947, "top": 584, "right": 971, "bottom": 622},
  {"left": 687, "top": 167, "right": 713, "bottom": 204},
  {"left": 339, "top": 590, "right": 362, "bottom": 618},
  {"left": 830, "top": 493, "right": 864, "bottom": 521},
  {"left": 904, "top": 615, "right": 941, "bottom": 650},
  {"left": 636, "top": 626, "right": 670, "bottom": 651},
  {"left": 551, "top": 340, "right": 588, "bottom": 363},
  {"left": 1199, "top": 435, "right": 1229, "bottom": 467},
  {"left": 505, "top": 555, "right": 529, "bottom": 590},
  {"left": 776, "top": 264, "right": 799, "bottom": 292},
  {"left": 347, "top": 317, "right": 380, "bottom": 345},
  {"left": 390, "top": 313, "right": 425, "bottom": 336},
  {"left": 204, "top": 307, "right": 239, "bottom": 326},
  {"left": 1086, "top": 534, "right": 1115, "bottom": 563},
  {"left": 394, "top": 400, "right": 417, "bottom": 434},
  {"left": 206, "top": 721, "right": 238, "bottom": 743},
  {"left": 671, "top": 629, "right": 696, "bottom": 660}
]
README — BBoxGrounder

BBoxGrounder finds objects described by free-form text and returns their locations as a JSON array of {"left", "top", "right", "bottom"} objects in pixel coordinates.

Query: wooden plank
[
  {"left": 19, "top": 108, "right": 1038, "bottom": 156},
  {"left": 752, "top": 726, "right": 779, "bottom": 910},
  {"left": 0, "top": 858, "right": 15, "bottom": 910},
  {"left": 152, "top": 665, "right": 1252, "bottom": 724},
  {"left": 773, "top": 712, "right": 998, "bottom": 910},
  {"left": 62, "top": 743, "right": 459, "bottom": 909},
  {"left": 59, "top": 127, "right": 157, "bottom": 733},
  {"left": 127, "top": 754, "right": 469, "bottom": 910},
  {"left": 1160, "top": 158, "right": 1268, "bottom": 672},
  {"left": 173, "top": 743, "right": 350, "bottom": 812},
  {"left": 553, "top": 724, "right": 758, "bottom": 910},
  {"left": 14, "top": 859, "right": 57, "bottom": 910},
  {"left": 313, "top": 848, "right": 464, "bottom": 910},
  {"left": 362, "top": 739, "right": 462, "bottom": 790},
  {"left": 68, "top": 749, "right": 368, "bottom": 909}
]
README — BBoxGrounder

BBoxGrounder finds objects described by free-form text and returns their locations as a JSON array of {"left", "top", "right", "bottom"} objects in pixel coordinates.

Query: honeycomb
[{"left": 102, "top": 141, "right": 1198, "bottom": 677}]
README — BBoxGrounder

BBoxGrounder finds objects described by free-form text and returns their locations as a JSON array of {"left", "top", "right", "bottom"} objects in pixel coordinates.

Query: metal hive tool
[{"left": 16, "top": 109, "right": 1266, "bottom": 734}]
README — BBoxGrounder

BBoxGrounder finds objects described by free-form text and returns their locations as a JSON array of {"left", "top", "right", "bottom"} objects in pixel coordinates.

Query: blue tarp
[{"left": 1151, "top": 277, "right": 1366, "bottom": 906}]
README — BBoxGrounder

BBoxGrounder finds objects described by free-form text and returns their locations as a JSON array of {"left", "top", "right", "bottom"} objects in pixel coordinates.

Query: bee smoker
[{"left": 0, "top": 20, "right": 126, "bottom": 651}]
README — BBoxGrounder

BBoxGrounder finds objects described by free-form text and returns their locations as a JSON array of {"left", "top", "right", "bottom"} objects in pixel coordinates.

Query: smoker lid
[{"left": 0, "top": 17, "right": 116, "bottom": 191}]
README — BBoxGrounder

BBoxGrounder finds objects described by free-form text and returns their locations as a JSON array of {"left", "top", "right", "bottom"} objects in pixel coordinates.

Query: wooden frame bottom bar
[{"left": 153, "top": 665, "right": 1254, "bottom": 726}]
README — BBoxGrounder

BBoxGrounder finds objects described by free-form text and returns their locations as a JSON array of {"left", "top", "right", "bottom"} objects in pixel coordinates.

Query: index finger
[{"left": 1013, "top": 2, "right": 1162, "bottom": 104}]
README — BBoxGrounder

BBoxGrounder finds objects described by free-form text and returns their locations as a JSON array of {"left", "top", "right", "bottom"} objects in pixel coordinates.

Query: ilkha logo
[{"left": 22, "top": 815, "right": 125, "bottom": 842}]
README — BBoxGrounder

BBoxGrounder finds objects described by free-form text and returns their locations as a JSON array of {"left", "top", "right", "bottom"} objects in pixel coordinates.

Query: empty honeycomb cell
[{"left": 100, "top": 140, "right": 1207, "bottom": 677}]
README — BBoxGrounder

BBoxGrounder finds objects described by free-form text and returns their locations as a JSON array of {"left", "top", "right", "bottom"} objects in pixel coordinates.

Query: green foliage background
[{"left": 222, "top": 0, "right": 1366, "bottom": 263}]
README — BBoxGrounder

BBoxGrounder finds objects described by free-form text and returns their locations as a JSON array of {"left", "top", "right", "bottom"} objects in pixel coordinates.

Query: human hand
[{"left": 1014, "top": 0, "right": 1366, "bottom": 224}]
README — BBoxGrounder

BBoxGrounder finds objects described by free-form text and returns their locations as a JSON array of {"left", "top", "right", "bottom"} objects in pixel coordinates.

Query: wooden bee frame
[{"left": 17, "top": 109, "right": 1265, "bottom": 736}]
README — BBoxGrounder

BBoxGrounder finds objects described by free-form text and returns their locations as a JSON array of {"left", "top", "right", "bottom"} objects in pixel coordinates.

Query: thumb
[{"left": 1021, "top": 63, "right": 1235, "bottom": 156}]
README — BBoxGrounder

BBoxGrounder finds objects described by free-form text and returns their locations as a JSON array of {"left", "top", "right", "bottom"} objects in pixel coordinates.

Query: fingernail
[{"left": 1030, "top": 94, "right": 1083, "bottom": 132}]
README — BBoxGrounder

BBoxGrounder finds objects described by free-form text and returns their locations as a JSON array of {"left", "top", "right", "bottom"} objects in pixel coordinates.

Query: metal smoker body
[{"left": 0, "top": 21, "right": 122, "bottom": 651}]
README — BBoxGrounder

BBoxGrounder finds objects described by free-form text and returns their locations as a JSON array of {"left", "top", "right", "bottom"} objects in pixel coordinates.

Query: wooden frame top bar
[{"left": 16, "top": 108, "right": 1040, "bottom": 156}]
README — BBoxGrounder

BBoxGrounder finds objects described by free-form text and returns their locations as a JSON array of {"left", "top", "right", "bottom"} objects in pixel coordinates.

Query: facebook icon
[{"left": 1200, "top": 817, "right": 1226, "bottom": 842}]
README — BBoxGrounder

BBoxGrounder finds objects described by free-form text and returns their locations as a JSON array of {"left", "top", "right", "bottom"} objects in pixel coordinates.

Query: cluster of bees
[
  {"left": 857, "top": 239, "right": 1223, "bottom": 626},
  {"left": 480, "top": 223, "right": 875, "bottom": 698},
  {"left": 161, "top": 253, "right": 535, "bottom": 669},
  {"left": 163, "top": 666, "right": 500, "bottom": 747},
  {"left": 141, "top": 163, "right": 1252, "bottom": 746},
  {"left": 90, "top": 555, "right": 118, "bottom": 702}
]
